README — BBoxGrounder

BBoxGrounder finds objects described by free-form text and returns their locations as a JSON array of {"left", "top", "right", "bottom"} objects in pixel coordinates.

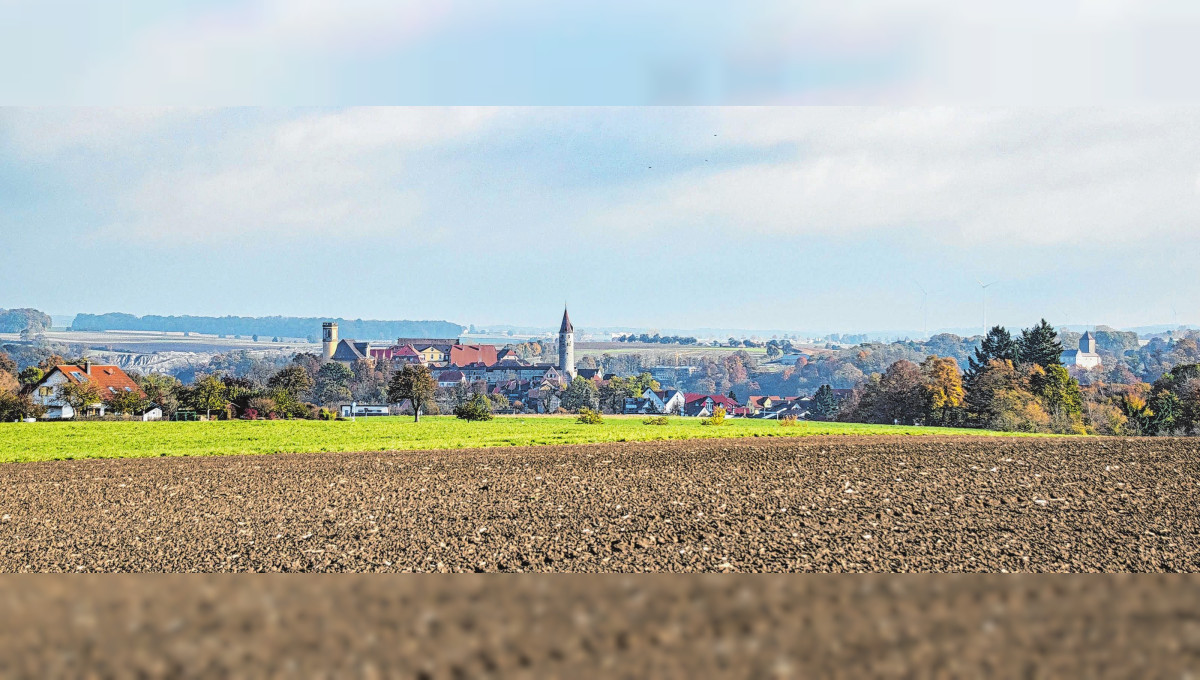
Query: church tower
[
  {"left": 558, "top": 307, "right": 576, "bottom": 378},
  {"left": 322, "top": 322, "right": 338, "bottom": 362},
  {"left": 1080, "top": 331, "right": 1096, "bottom": 354}
]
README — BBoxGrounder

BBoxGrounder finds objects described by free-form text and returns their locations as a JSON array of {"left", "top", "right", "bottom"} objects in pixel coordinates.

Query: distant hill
[
  {"left": 71, "top": 313, "right": 465, "bottom": 342},
  {"left": 0, "top": 308, "right": 52, "bottom": 333}
]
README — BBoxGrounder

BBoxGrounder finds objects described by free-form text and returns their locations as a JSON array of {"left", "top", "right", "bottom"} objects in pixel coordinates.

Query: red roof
[
  {"left": 449, "top": 344, "right": 499, "bottom": 367},
  {"left": 53, "top": 364, "right": 146, "bottom": 399},
  {"left": 684, "top": 393, "right": 740, "bottom": 409}
]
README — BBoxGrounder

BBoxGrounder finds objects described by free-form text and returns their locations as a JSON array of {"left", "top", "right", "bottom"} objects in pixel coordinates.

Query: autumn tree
[
  {"left": 0, "top": 392, "right": 43, "bottom": 421},
  {"left": 454, "top": 393, "right": 494, "bottom": 421},
  {"left": 599, "top": 377, "right": 637, "bottom": 413},
  {"left": 17, "top": 366, "right": 44, "bottom": 387},
  {"left": 853, "top": 360, "right": 926, "bottom": 425},
  {"left": 268, "top": 364, "right": 314, "bottom": 401},
  {"left": 138, "top": 373, "right": 182, "bottom": 417},
  {"left": 314, "top": 362, "right": 354, "bottom": 406},
  {"left": 0, "top": 369, "right": 18, "bottom": 395},
  {"left": 105, "top": 388, "right": 147, "bottom": 416},
  {"left": 387, "top": 364, "right": 436, "bottom": 422},
  {"left": 191, "top": 373, "right": 228, "bottom": 420},
  {"left": 1029, "top": 364, "right": 1084, "bottom": 433},
  {"left": 920, "top": 355, "right": 965, "bottom": 425},
  {"left": 57, "top": 381, "right": 103, "bottom": 418}
]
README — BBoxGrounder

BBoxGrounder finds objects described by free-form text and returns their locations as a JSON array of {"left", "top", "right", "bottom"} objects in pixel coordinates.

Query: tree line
[
  {"left": 826, "top": 320, "right": 1200, "bottom": 435},
  {"left": 71, "top": 313, "right": 464, "bottom": 342}
]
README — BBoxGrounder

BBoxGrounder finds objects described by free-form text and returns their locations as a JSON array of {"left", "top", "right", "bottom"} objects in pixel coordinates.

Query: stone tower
[
  {"left": 322, "top": 322, "right": 338, "bottom": 362},
  {"left": 558, "top": 307, "right": 576, "bottom": 378},
  {"left": 1080, "top": 330, "right": 1096, "bottom": 354}
]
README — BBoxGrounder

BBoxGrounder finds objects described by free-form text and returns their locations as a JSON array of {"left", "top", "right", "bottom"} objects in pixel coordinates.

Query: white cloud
[
  {"left": 273, "top": 107, "right": 501, "bottom": 155},
  {"left": 10, "top": 0, "right": 1200, "bottom": 104},
  {"left": 76, "top": 107, "right": 505, "bottom": 243},
  {"left": 0, "top": 108, "right": 200, "bottom": 156},
  {"left": 591, "top": 108, "right": 1200, "bottom": 246},
  {"left": 11, "top": 107, "right": 1200, "bottom": 252}
]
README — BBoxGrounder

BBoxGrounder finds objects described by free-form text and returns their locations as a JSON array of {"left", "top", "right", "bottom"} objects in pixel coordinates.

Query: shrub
[
  {"left": 576, "top": 407, "right": 604, "bottom": 425},
  {"left": 779, "top": 415, "right": 799, "bottom": 427},
  {"left": 642, "top": 416, "right": 669, "bottom": 426},
  {"left": 454, "top": 394, "right": 494, "bottom": 421},
  {"left": 0, "top": 392, "right": 44, "bottom": 422},
  {"left": 242, "top": 408, "right": 259, "bottom": 421},
  {"left": 701, "top": 406, "right": 727, "bottom": 426},
  {"left": 246, "top": 396, "right": 278, "bottom": 419}
]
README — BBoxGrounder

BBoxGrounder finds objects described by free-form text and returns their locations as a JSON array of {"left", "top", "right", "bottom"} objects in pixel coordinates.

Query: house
[
  {"left": 623, "top": 397, "right": 656, "bottom": 415},
  {"left": 682, "top": 393, "right": 739, "bottom": 418},
  {"left": 449, "top": 344, "right": 499, "bottom": 368},
  {"left": 435, "top": 370, "right": 467, "bottom": 387},
  {"left": 745, "top": 395, "right": 803, "bottom": 416},
  {"left": 30, "top": 362, "right": 148, "bottom": 419},
  {"left": 576, "top": 367, "right": 604, "bottom": 381},
  {"left": 643, "top": 388, "right": 685, "bottom": 415},
  {"left": 527, "top": 384, "right": 562, "bottom": 413},
  {"left": 370, "top": 344, "right": 423, "bottom": 369},
  {"left": 329, "top": 339, "right": 384, "bottom": 364},
  {"left": 412, "top": 343, "right": 452, "bottom": 365},
  {"left": 1062, "top": 331, "right": 1102, "bottom": 369},
  {"left": 758, "top": 397, "right": 811, "bottom": 419},
  {"left": 339, "top": 404, "right": 390, "bottom": 418}
]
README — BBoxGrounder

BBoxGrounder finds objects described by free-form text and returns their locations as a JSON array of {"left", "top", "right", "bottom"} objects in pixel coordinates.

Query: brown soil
[
  {"left": 1, "top": 576, "right": 1198, "bottom": 678},
  {"left": 1, "top": 436, "right": 1198, "bottom": 573}
]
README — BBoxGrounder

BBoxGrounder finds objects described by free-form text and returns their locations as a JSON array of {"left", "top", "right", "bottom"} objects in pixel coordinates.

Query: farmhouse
[{"left": 30, "top": 362, "right": 152, "bottom": 419}]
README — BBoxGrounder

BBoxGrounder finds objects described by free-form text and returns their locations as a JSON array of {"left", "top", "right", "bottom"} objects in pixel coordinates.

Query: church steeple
[{"left": 558, "top": 306, "right": 575, "bottom": 378}]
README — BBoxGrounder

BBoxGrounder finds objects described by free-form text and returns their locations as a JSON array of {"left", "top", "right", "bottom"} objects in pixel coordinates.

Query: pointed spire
[{"left": 559, "top": 306, "right": 574, "bottom": 334}]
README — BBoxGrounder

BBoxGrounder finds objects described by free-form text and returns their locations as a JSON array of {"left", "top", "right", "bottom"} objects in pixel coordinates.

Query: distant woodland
[
  {"left": 0, "top": 308, "right": 51, "bottom": 334},
  {"left": 71, "top": 313, "right": 465, "bottom": 342}
]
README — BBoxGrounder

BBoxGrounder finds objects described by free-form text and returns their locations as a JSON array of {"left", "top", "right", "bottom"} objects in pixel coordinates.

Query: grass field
[{"left": 0, "top": 416, "right": 1047, "bottom": 463}]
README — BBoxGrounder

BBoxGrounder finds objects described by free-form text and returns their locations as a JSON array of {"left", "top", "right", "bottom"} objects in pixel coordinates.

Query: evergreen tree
[
  {"left": 965, "top": 326, "right": 1018, "bottom": 382},
  {"left": 1017, "top": 319, "right": 1064, "bottom": 368},
  {"left": 811, "top": 384, "right": 840, "bottom": 421}
]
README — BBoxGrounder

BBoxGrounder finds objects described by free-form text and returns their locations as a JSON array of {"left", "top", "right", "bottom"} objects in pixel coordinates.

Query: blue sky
[
  {"left": 6, "top": 1, "right": 1200, "bottom": 105},
  {"left": 2, "top": 107, "right": 1198, "bottom": 333}
]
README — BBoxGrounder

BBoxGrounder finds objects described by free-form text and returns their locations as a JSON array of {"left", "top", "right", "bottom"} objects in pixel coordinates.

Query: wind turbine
[{"left": 976, "top": 279, "right": 998, "bottom": 336}]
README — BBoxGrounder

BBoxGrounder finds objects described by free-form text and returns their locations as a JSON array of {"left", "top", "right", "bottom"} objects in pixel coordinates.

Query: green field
[{"left": 0, "top": 416, "right": 1047, "bottom": 464}]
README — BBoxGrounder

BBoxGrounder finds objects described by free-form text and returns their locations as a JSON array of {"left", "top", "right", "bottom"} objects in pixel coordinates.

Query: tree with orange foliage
[{"left": 920, "top": 355, "right": 964, "bottom": 425}]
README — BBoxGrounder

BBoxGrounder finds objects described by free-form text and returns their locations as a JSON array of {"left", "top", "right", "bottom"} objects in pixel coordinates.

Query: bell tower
[
  {"left": 322, "top": 322, "right": 338, "bottom": 362},
  {"left": 558, "top": 307, "right": 575, "bottom": 378}
]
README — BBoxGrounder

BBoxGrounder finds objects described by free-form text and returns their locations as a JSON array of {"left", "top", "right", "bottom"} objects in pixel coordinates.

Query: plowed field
[{"left": 1, "top": 436, "right": 1197, "bottom": 572}]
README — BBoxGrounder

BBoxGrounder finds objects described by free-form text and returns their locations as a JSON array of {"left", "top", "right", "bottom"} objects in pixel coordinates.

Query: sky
[
  {"left": 6, "top": 1, "right": 1200, "bottom": 105},
  {"left": 1, "top": 2, "right": 1198, "bottom": 334},
  {"left": 2, "top": 106, "right": 1198, "bottom": 334}
]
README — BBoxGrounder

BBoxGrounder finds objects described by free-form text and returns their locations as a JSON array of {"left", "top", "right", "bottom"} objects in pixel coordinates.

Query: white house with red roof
[
  {"left": 31, "top": 362, "right": 154, "bottom": 419},
  {"left": 683, "top": 393, "right": 740, "bottom": 418}
]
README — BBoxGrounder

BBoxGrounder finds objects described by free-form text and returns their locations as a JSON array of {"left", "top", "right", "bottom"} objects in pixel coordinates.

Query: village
[{"left": 321, "top": 309, "right": 821, "bottom": 420}]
